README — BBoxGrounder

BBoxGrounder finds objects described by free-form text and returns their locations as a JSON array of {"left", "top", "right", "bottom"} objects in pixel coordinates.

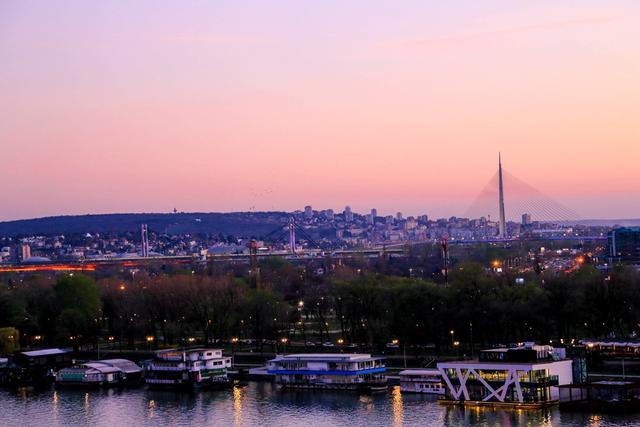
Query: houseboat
[
  {"left": 399, "top": 369, "right": 444, "bottom": 395},
  {"left": 144, "top": 348, "right": 232, "bottom": 389},
  {"left": 437, "top": 344, "right": 573, "bottom": 408},
  {"left": 56, "top": 359, "right": 142, "bottom": 387},
  {"left": 0, "top": 348, "right": 73, "bottom": 386},
  {"left": 267, "top": 353, "right": 386, "bottom": 393}
]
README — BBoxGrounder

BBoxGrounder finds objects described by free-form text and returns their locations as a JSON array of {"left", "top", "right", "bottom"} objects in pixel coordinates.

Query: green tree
[
  {"left": 53, "top": 274, "right": 101, "bottom": 348},
  {"left": 0, "top": 284, "right": 26, "bottom": 328}
]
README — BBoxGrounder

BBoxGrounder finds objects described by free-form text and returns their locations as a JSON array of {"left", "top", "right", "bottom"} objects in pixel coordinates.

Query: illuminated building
[{"left": 437, "top": 344, "right": 573, "bottom": 407}]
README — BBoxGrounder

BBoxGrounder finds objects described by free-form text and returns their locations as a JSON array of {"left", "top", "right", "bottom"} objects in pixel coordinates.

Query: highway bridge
[{"left": 0, "top": 233, "right": 605, "bottom": 274}]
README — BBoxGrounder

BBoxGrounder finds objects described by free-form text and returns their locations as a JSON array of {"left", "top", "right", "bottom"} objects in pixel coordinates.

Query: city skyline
[{"left": 2, "top": 1, "right": 640, "bottom": 221}]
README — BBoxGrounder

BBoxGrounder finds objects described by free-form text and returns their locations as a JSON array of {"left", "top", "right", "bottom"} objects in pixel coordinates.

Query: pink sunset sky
[{"left": 1, "top": 0, "right": 639, "bottom": 221}]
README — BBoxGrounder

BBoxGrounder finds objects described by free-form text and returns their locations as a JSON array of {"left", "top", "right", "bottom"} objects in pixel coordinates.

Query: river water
[{"left": 0, "top": 383, "right": 636, "bottom": 427}]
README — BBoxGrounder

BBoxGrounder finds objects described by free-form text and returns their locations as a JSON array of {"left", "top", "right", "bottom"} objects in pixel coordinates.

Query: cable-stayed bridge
[{"left": 466, "top": 155, "right": 581, "bottom": 226}]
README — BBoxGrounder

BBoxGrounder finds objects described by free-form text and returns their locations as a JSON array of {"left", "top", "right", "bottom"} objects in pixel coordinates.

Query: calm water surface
[{"left": 0, "top": 383, "right": 637, "bottom": 427}]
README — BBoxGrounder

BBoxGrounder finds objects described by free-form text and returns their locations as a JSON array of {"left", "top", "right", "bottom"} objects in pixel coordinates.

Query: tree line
[{"left": 1, "top": 260, "right": 639, "bottom": 354}]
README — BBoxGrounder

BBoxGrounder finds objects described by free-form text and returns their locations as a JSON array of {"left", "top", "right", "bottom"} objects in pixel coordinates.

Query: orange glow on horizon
[{"left": 0, "top": 264, "right": 96, "bottom": 273}]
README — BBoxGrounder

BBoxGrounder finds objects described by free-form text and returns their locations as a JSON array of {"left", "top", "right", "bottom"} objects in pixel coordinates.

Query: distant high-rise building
[
  {"left": 344, "top": 206, "right": 353, "bottom": 222},
  {"left": 405, "top": 217, "right": 417, "bottom": 231},
  {"left": 385, "top": 215, "right": 394, "bottom": 225},
  {"left": 324, "top": 209, "right": 334, "bottom": 220},
  {"left": 609, "top": 227, "right": 640, "bottom": 265},
  {"left": 366, "top": 214, "right": 374, "bottom": 225},
  {"left": 304, "top": 205, "right": 313, "bottom": 220},
  {"left": 371, "top": 208, "right": 377, "bottom": 219},
  {"left": 396, "top": 212, "right": 403, "bottom": 221},
  {"left": 522, "top": 213, "right": 532, "bottom": 225},
  {"left": 418, "top": 215, "right": 429, "bottom": 223},
  {"left": 21, "top": 244, "right": 31, "bottom": 261}
]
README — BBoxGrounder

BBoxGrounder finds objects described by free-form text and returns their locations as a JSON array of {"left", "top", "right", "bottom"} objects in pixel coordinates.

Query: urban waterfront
[{"left": 0, "top": 383, "right": 635, "bottom": 427}]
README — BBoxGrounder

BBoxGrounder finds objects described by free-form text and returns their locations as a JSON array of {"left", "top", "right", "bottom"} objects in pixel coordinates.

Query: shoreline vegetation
[{"left": 1, "top": 254, "right": 640, "bottom": 358}]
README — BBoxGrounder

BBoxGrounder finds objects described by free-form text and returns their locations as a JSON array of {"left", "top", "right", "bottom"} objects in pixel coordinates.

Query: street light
[{"left": 231, "top": 337, "right": 239, "bottom": 362}]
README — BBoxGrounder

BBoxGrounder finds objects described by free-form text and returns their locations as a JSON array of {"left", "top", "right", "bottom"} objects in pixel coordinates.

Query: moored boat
[
  {"left": 56, "top": 359, "right": 142, "bottom": 387},
  {"left": 399, "top": 369, "right": 444, "bottom": 395},
  {"left": 144, "top": 348, "right": 232, "bottom": 389},
  {"left": 267, "top": 353, "right": 387, "bottom": 393}
]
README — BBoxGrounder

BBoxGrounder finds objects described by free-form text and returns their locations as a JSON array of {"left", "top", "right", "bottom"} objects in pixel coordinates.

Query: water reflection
[
  {"left": 233, "top": 386, "right": 243, "bottom": 427},
  {"left": 148, "top": 399, "right": 155, "bottom": 419},
  {"left": 83, "top": 391, "right": 89, "bottom": 417},
  {"left": 0, "top": 384, "right": 635, "bottom": 427},
  {"left": 52, "top": 389, "right": 59, "bottom": 423},
  {"left": 391, "top": 386, "right": 403, "bottom": 427}
]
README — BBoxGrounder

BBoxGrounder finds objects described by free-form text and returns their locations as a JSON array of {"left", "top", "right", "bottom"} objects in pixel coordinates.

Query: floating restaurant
[
  {"left": 267, "top": 353, "right": 387, "bottom": 393},
  {"left": 437, "top": 344, "right": 573, "bottom": 408},
  {"left": 144, "top": 348, "right": 232, "bottom": 388}
]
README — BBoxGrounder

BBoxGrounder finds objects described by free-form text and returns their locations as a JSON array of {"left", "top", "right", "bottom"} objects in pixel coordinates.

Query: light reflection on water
[
  {"left": 392, "top": 386, "right": 403, "bottom": 427},
  {"left": 0, "top": 384, "right": 636, "bottom": 427}
]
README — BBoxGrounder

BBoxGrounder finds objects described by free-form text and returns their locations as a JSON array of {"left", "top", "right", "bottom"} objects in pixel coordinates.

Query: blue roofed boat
[{"left": 267, "top": 353, "right": 387, "bottom": 393}]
